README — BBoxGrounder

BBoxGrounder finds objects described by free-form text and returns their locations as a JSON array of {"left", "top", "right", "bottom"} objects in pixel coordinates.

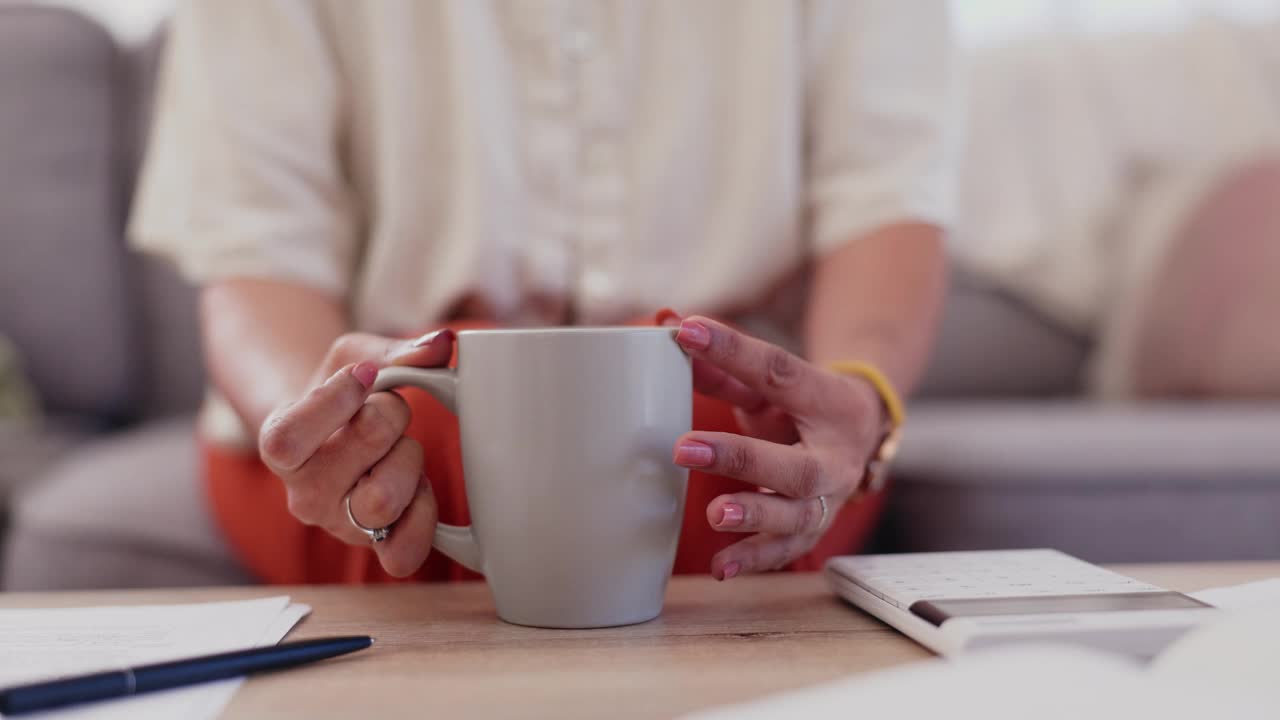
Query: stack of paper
[{"left": 0, "top": 596, "right": 309, "bottom": 719}]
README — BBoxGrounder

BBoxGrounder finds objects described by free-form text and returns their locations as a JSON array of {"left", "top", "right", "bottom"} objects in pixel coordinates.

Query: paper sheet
[
  {"left": 685, "top": 645, "right": 1275, "bottom": 719},
  {"left": 0, "top": 597, "right": 310, "bottom": 720},
  {"left": 687, "top": 577, "right": 1280, "bottom": 719},
  {"left": 1190, "top": 578, "right": 1280, "bottom": 611}
]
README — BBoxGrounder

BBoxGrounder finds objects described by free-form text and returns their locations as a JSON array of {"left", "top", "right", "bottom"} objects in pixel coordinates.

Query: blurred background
[
  {"left": 37, "top": 0, "right": 1280, "bottom": 48},
  {"left": 1, "top": 0, "right": 1278, "bottom": 590}
]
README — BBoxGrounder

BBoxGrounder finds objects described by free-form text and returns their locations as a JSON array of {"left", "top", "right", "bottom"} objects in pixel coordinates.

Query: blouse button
[
  {"left": 585, "top": 140, "right": 615, "bottom": 172},
  {"left": 582, "top": 267, "right": 613, "bottom": 298},
  {"left": 563, "top": 28, "right": 595, "bottom": 60}
]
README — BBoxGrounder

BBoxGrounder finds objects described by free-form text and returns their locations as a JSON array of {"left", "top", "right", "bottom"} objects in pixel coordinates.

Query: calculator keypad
[{"left": 837, "top": 550, "right": 1165, "bottom": 608}]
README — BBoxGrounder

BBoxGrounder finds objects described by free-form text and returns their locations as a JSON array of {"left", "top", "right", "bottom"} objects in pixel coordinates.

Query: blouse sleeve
[
  {"left": 129, "top": 0, "right": 357, "bottom": 297},
  {"left": 804, "top": 0, "right": 959, "bottom": 255}
]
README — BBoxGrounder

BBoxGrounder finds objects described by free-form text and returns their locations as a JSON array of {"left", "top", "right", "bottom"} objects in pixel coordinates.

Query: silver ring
[
  {"left": 817, "top": 495, "right": 829, "bottom": 530},
  {"left": 345, "top": 492, "right": 392, "bottom": 543}
]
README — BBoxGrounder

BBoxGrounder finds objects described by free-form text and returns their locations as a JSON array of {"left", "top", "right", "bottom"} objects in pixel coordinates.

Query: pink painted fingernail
[
  {"left": 717, "top": 503, "right": 744, "bottom": 528},
  {"left": 411, "top": 328, "right": 454, "bottom": 348},
  {"left": 676, "top": 319, "right": 711, "bottom": 350},
  {"left": 674, "top": 440, "right": 715, "bottom": 468},
  {"left": 352, "top": 362, "right": 378, "bottom": 389},
  {"left": 722, "top": 561, "right": 741, "bottom": 580}
]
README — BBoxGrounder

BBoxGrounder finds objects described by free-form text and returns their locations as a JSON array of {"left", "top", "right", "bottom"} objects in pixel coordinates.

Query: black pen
[{"left": 0, "top": 635, "right": 372, "bottom": 716}]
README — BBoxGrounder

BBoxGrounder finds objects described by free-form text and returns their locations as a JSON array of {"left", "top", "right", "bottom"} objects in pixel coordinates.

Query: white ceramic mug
[{"left": 373, "top": 327, "right": 692, "bottom": 628}]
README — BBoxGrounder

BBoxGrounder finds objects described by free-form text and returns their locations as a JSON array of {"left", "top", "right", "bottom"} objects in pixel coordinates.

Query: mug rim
[{"left": 456, "top": 326, "right": 676, "bottom": 338}]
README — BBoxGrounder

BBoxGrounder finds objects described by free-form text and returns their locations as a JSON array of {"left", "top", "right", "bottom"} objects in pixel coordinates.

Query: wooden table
[{"left": 4, "top": 562, "right": 1278, "bottom": 719}]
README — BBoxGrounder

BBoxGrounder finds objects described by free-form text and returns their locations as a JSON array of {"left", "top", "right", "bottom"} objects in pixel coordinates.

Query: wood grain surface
[{"left": 4, "top": 562, "right": 1277, "bottom": 719}]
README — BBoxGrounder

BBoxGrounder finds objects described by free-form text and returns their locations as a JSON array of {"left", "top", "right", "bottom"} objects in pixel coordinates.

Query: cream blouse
[{"left": 131, "top": 0, "right": 956, "bottom": 333}]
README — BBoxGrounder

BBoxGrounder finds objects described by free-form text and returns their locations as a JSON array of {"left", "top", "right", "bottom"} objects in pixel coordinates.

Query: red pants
[{"left": 205, "top": 321, "right": 885, "bottom": 584}]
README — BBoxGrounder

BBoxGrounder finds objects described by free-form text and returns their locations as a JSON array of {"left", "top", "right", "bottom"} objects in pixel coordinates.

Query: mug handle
[{"left": 371, "top": 366, "right": 483, "bottom": 574}]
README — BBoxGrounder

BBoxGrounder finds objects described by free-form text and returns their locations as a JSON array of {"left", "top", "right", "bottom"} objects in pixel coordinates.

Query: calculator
[{"left": 825, "top": 549, "right": 1217, "bottom": 658}]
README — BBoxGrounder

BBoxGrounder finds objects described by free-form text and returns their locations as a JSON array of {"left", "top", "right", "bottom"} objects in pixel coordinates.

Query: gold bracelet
[
  {"left": 826, "top": 361, "right": 904, "bottom": 428},
  {"left": 826, "top": 361, "right": 904, "bottom": 494}
]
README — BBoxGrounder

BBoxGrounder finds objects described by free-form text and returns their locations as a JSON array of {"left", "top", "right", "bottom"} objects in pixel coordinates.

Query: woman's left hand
[{"left": 670, "top": 315, "right": 887, "bottom": 580}]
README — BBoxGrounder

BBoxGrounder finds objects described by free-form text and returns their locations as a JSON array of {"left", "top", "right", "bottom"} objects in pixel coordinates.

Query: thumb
[{"left": 387, "top": 328, "right": 456, "bottom": 369}]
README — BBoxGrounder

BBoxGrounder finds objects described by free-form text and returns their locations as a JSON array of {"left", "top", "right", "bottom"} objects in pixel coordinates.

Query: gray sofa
[
  {"left": 0, "top": 6, "right": 249, "bottom": 589},
  {"left": 2, "top": 6, "right": 1278, "bottom": 591}
]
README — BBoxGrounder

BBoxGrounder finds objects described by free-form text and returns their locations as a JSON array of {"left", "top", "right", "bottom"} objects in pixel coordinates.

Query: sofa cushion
[
  {"left": 916, "top": 272, "right": 1089, "bottom": 399},
  {"left": 132, "top": 253, "right": 206, "bottom": 417},
  {"left": 0, "top": 5, "right": 137, "bottom": 419},
  {"left": 125, "top": 27, "right": 206, "bottom": 419},
  {"left": 0, "top": 418, "right": 92, "bottom": 499},
  {"left": 2, "top": 417, "right": 251, "bottom": 590},
  {"left": 880, "top": 402, "right": 1280, "bottom": 562}
]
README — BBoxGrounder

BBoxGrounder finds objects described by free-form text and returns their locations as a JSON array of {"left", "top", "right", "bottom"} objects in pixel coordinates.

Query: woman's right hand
[{"left": 256, "top": 329, "right": 456, "bottom": 577}]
